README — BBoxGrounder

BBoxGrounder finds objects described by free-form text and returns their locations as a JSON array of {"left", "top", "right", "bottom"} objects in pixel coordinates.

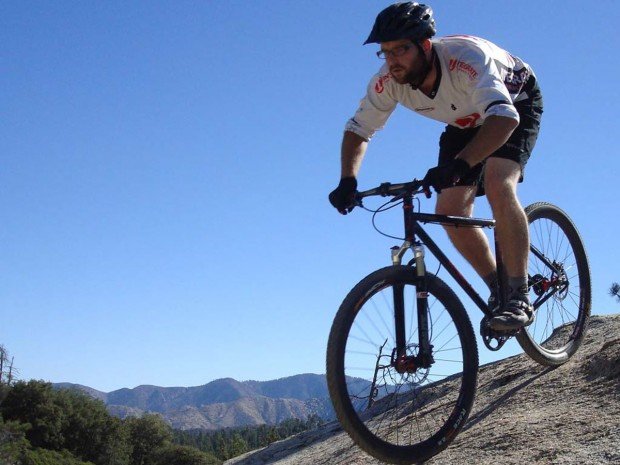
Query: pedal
[{"left": 480, "top": 316, "right": 516, "bottom": 351}]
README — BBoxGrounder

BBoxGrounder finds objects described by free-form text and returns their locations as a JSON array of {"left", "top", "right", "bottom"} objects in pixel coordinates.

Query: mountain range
[{"left": 54, "top": 374, "right": 339, "bottom": 430}]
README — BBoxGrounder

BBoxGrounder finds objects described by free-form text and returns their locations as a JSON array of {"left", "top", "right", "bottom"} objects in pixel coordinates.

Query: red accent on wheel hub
[{"left": 395, "top": 356, "right": 417, "bottom": 374}]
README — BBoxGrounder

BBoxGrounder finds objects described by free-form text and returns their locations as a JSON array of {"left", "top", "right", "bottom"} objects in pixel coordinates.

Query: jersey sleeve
[
  {"left": 454, "top": 46, "right": 520, "bottom": 124},
  {"left": 344, "top": 68, "right": 398, "bottom": 141}
]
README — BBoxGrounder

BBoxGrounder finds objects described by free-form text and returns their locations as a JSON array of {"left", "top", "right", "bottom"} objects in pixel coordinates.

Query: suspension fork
[
  {"left": 390, "top": 195, "right": 434, "bottom": 370},
  {"left": 390, "top": 242, "right": 434, "bottom": 370},
  {"left": 390, "top": 242, "right": 409, "bottom": 363},
  {"left": 413, "top": 244, "right": 434, "bottom": 368}
]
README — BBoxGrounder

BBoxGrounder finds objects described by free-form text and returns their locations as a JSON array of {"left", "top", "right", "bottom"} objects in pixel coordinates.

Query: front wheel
[
  {"left": 326, "top": 266, "right": 478, "bottom": 464},
  {"left": 517, "top": 202, "right": 591, "bottom": 366}
]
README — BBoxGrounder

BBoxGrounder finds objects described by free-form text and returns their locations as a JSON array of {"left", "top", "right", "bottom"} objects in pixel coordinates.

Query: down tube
[{"left": 413, "top": 223, "right": 491, "bottom": 317}]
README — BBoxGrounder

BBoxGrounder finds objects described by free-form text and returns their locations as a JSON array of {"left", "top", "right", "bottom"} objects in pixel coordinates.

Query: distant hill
[
  {"left": 55, "top": 373, "right": 351, "bottom": 430},
  {"left": 53, "top": 382, "right": 108, "bottom": 402}
]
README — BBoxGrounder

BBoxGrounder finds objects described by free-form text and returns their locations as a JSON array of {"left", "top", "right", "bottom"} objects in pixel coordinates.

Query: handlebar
[{"left": 355, "top": 179, "right": 426, "bottom": 204}]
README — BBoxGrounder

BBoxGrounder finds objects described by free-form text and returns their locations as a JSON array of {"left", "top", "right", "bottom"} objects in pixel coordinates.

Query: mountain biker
[{"left": 328, "top": 2, "right": 543, "bottom": 331}]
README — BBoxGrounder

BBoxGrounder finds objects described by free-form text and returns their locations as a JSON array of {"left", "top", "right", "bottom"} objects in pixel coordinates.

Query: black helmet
[{"left": 364, "top": 2, "right": 436, "bottom": 45}]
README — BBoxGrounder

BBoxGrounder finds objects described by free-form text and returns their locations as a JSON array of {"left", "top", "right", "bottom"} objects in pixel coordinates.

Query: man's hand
[
  {"left": 423, "top": 158, "right": 471, "bottom": 195},
  {"left": 329, "top": 177, "right": 358, "bottom": 214}
]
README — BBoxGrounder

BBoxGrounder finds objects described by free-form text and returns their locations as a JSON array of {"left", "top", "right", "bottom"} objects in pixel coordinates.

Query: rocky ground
[{"left": 225, "top": 314, "right": 620, "bottom": 465}]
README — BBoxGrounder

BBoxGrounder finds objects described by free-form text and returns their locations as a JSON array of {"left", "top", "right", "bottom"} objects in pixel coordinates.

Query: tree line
[
  {"left": 172, "top": 415, "right": 324, "bottom": 461},
  {"left": 0, "top": 379, "right": 323, "bottom": 465}
]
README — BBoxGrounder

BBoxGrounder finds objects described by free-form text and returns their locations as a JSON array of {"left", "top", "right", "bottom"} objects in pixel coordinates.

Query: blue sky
[{"left": 2, "top": 1, "right": 619, "bottom": 392}]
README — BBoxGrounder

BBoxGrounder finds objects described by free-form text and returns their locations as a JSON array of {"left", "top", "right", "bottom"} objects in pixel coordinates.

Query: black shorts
[{"left": 438, "top": 75, "right": 543, "bottom": 196}]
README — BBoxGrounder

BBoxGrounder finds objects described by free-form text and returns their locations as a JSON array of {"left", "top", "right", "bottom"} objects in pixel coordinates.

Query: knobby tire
[
  {"left": 326, "top": 266, "right": 478, "bottom": 464},
  {"left": 517, "top": 202, "right": 591, "bottom": 366}
]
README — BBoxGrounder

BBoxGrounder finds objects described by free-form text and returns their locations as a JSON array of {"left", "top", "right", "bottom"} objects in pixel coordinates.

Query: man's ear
[{"left": 420, "top": 38, "right": 432, "bottom": 52}]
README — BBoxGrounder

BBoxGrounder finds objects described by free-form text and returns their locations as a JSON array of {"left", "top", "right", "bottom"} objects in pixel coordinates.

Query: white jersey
[{"left": 345, "top": 35, "right": 534, "bottom": 140}]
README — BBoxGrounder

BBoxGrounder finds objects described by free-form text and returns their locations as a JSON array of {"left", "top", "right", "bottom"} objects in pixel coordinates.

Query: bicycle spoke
[
  {"left": 518, "top": 203, "right": 590, "bottom": 362},
  {"left": 339, "top": 275, "right": 474, "bottom": 449}
]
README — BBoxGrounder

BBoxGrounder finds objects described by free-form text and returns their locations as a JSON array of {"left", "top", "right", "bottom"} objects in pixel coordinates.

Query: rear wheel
[
  {"left": 326, "top": 266, "right": 478, "bottom": 464},
  {"left": 516, "top": 202, "right": 591, "bottom": 366}
]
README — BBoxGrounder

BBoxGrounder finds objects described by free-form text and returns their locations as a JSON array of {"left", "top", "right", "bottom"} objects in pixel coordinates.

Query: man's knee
[
  {"left": 485, "top": 177, "right": 517, "bottom": 206},
  {"left": 435, "top": 187, "right": 476, "bottom": 217},
  {"left": 484, "top": 159, "right": 521, "bottom": 206},
  {"left": 436, "top": 201, "right": 460, "bottom": 217}
]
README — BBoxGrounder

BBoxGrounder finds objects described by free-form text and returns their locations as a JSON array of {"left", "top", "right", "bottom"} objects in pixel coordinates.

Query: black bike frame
[
  {"left": 403, "top": 193, "right": 565, "bottom": 308},
  {"left": 355, "top": 180, "right": 571, "bottom": 360},
  {"left": 394, "top": 191, "right": 567, "bottom": 357},
  {"left": 401, "top": 193, "right": 496, "bottom": 319}
]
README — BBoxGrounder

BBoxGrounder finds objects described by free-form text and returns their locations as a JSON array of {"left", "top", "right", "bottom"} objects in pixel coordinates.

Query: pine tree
[
  {"left": 0, "top": 345, "right": 18, "bottom": 387},
  {"left": 229, "top": 433, "right": 248, "bottom": 457},
  {"left": 610, "top": 282, "right": 620, "bottom": 303}
]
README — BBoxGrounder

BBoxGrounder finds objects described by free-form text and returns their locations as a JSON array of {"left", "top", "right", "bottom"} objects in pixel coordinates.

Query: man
[{"left": 328, "top": 2, "right": 543, "bottom": 331}]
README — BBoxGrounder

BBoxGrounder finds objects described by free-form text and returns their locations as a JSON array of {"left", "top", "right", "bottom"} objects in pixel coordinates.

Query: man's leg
[
  {"left": 484, "top": 158, "right": 528, "bottom": 278},
  {"left": 484, "top": 157, "right": 533, "bottom": 329},
  {"left": 435, "top": 186, "right": 497, "bottom": 280}
]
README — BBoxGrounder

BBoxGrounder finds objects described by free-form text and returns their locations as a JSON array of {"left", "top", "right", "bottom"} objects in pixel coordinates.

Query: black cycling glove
[
  {"left": 423, "top": 158, "right": 471, "bottom": 195},
  {"left": 329, "top": 177, "right": 358, "bottom": 215}
]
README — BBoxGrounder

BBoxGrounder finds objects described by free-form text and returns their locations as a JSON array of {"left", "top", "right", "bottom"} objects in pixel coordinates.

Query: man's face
[{"left": 379, "top": 39, "right": 427, "bottom": 85}]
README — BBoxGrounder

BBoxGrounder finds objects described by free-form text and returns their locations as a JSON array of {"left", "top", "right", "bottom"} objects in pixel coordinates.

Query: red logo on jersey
[
  {"left": 375, "top": 73, "right": 391, "bottom": 93},
  {"left": 455, "top": 113, "right": 481, "bottom": 128},
  {"left": 449, "top": 59, "right": 478, "bottom": 80}
]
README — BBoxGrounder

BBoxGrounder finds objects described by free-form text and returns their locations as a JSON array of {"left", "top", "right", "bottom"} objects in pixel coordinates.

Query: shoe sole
[{"left": 489, "top": 316, "right": 535, "bottom": 332}]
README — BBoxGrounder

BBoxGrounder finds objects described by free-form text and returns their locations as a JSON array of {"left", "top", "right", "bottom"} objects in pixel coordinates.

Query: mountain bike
[{"left": 326, "top": 178, "right": 591, "bottom": 464}]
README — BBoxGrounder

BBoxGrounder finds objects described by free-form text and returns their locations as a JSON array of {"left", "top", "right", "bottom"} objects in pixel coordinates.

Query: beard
[{"left": 390, "top": 53, "right": 431, "bottom": 89}]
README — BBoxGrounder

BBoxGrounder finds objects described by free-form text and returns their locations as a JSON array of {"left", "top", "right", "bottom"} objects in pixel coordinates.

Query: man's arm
[
  {"left": 329, "top": 131, "right": 370, "bottom": 214},
  {"left": 422, "top": 115, "right": 519, "bottom": 193},
  {"left": 340, "top": 130, "right": 369, "bottom": 178},
  {"left": 456, "top": 115, "right": 519, "bottom": 167}
]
